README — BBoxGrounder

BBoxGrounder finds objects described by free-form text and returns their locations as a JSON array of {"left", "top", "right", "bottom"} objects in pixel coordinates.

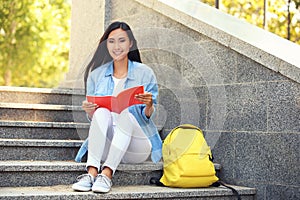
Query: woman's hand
[
  {"left": 135, "top": 92, "right": 153, "bottom": 107},
  {"left": 135, "top": 92, "right": 154, "bottom": 118},
  {"left": 82, "top": 100, "right": 98, "bottom": 119}
]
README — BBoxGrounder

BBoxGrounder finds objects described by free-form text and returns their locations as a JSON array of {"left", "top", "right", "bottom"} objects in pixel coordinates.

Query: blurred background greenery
[
  {"left": 0, "top": 0, "right": 299, "bottom": 88},
  {"left": 0, "top": 0, "right": 70, "bottom": 88}
]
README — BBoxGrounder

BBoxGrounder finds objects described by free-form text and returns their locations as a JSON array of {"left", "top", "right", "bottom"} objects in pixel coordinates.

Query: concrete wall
[
  {"left": 68, "top": 0, "right": 300, "bottom": 199},
  {"left": 65, "top": 0, "right": 106, "bottom": 88}
]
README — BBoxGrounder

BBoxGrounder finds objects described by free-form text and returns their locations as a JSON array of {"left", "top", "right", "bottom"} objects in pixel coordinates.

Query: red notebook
[{"left": 86, "top": 86, "right": 144, "bottom": 114}]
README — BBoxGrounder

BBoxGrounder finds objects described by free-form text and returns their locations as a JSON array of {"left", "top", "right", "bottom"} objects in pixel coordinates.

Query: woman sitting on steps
[{"left": 72, "top": 21, "right": 162, "bottom": 193}]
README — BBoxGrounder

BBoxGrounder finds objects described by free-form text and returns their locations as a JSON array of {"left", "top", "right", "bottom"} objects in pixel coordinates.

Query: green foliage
[
  {"left": 0, "top": 0, "right": 70, "bottom": 87},
  {"left": 200, "top": 0, "right": 300, "bottom": 45}
]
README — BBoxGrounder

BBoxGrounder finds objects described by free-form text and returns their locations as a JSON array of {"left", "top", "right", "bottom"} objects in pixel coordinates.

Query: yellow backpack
[{"left": 159, "top": 124, "right": 219, "bottom": 188}]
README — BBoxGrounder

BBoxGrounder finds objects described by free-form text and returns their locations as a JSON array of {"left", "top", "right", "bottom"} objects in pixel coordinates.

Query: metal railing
[{"left": 213, "top": 0, "right": 295, "bottom": 41}]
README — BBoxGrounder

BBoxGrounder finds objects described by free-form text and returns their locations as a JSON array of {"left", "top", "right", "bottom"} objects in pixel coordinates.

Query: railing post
[
  {"left": 215, "top": 0, "right": 220, "bottom": 9},
  {"left": 287, "top": 0, "right": 291, "bottom": 40},
  {"left": 263, "top": 0, "right": 268, "bottom": 29}
]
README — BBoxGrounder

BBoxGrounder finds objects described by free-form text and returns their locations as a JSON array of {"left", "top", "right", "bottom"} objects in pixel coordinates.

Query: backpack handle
[{"left": 176, "top": 124, "right": 201, "bottom": 131}]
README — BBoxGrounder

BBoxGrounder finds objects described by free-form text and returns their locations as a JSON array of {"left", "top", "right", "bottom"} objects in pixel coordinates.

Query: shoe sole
[
  {"left": 72, "top": 185, "right": 92, "bottom": 192},
  {"left": 92, "top": 187, "right": 110, "bottom": 193}
]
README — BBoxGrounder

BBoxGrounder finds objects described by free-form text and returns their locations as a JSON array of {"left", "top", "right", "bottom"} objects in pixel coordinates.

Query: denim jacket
[{"left": 75, "top": 60, "right": 162, "bottom": 163}]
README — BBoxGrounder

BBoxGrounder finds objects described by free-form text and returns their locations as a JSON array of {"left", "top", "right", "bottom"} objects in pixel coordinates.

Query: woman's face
[{"left": 107, "top": 28, "right": 133, "bottom": 62}]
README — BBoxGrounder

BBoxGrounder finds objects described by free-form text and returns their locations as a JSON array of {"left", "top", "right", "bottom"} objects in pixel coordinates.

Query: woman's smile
[{"left": 113, "top": 50, "right": 123, "bottom": 56}]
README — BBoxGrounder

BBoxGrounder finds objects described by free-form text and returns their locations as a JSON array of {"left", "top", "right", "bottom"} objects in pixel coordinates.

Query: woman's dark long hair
[{"left": 83, "top": 21, "right": 141, "bottom": 92}]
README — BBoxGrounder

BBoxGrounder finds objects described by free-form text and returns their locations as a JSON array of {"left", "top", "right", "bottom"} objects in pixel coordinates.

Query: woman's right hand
[{"left": 82, "top": 100, "right": 98, "bottom": 118}]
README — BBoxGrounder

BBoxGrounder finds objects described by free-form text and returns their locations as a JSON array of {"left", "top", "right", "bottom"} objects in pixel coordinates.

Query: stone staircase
[{"left": 0, "top": 86, "right": 256, "bottom": 199}]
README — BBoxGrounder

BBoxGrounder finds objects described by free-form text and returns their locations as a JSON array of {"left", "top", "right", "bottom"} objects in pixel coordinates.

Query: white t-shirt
[
  {"left": 112, "top": 76, "right": 127, "bottom": 124},
  {"left": 112, "top": 76, "right": 126, "bottom": 96}
]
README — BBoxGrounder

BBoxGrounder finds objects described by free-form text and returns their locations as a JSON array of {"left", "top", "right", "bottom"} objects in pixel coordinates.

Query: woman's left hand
[
  {"left": 135, "top": 92, "right": 154, "bottom": 118},
  {"left": 135, "top": 92, "right": 153, "bottom": 107}
]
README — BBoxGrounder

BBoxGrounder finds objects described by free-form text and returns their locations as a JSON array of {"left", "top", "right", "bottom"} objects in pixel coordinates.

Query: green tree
[
  {"left": 200, "top": 0, "right": 300, "bottom": 44},
  {"left": 0, "top": 0, "right": 70, "bottom": 87}
]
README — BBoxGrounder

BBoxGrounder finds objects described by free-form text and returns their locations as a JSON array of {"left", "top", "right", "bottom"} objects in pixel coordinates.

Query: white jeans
[{"left": 86, "top": 108, "right": 152, "bottom": 174}]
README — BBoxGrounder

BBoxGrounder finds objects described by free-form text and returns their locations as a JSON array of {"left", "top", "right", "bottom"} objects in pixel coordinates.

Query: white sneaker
[
  {"left": 92, "top": 174, "right": 112, "bottom": 193},
  {"left": 72, "top": 174, "right": 95, "bottom": 192}
]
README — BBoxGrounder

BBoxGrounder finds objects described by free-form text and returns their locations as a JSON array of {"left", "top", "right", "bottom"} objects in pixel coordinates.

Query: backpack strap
[
  {"left": 151, "top": 178, "right": 241, "bottom": 200},
  {"left": 150, "top": 177, "right": 165, "bottom": 186},
  {"left": 213, "top": 181, "right": 241, "bottom": 200},
  {"left": 176, "top": 124, "right": 201, "bottom": 131}
]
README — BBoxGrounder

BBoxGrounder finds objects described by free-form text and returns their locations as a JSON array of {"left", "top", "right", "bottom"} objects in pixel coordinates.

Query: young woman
[{"left": 72, "top": 21, "right": 162, "bottom": 193}]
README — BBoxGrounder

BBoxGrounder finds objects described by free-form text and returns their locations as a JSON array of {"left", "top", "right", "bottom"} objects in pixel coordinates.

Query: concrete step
[
  {"left": 0, "top": 86, "right": 85, "bottom": 105},
  {"left": 0, "top": 161, "right": 165, "bottom": 187},
  {"left": 0, "top": 87, "right": 256, "bottom": 199},
  {"left": 0, "top": 121, "right": 89, "bottom": 140},
  {"left": 0, "top": 184, "right": 257, "bottom": 200},
  {"left": 0, "top": 121, "right": 164, "bottom": 142},
  {"left": 0, "top": 160, "right": 222, "bottom": 187},
  {"left": 0, "top": 103, "right": 88, "bottom": 122},
  {"left": 0, "top": 138, "right": 82, "bottom": 161}
]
